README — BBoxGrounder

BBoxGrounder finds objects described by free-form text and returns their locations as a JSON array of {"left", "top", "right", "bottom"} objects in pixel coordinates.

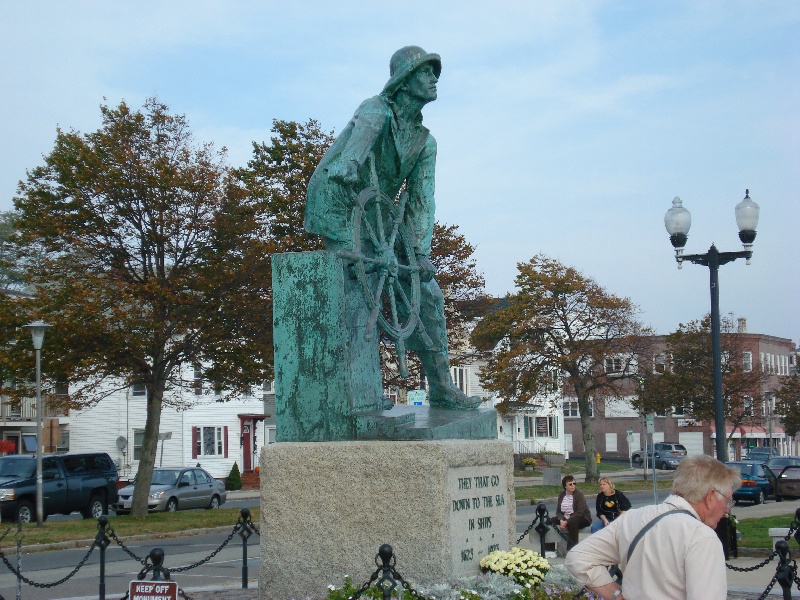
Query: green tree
[
  {"left": 635, "top": 315, "right": 767, "bottom": 443},
  {"left": 0, "top": 211, "right": 26, "bottom": 292},
  {"left": 471, "top": 255, "right": 650, "bottom": 482},
  {"left": 9, "top": 98, "right": 273, "bottom": 517},
  {"left": 225, "top": 461, "right": 243, "bottom": 491},
  {"left": 775, "top": 374, "right": 800, "bottom": 438}
]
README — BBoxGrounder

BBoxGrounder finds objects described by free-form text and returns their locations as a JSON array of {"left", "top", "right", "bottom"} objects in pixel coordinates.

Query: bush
[
  {"left": 521, "top": 458, "right": 538, "bottom": 467},
  {"left": 225, "top": 462, "right": 243, "bottom": 491}
]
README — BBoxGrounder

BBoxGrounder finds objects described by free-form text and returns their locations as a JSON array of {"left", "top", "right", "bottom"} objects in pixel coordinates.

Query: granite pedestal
[{"left": 259, "top": 440, "right": 515, "bottom": 600}]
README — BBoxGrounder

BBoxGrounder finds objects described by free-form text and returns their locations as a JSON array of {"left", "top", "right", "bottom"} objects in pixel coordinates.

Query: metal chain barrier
[
  {"left": 0, "top": 542, "right": 96, "bottom": 589},
  {"left": 349, "top": 544, "right": 431, "bottom": 600},
  {"left": 107, "top": 525, "right": 147, "bottom": 565}
]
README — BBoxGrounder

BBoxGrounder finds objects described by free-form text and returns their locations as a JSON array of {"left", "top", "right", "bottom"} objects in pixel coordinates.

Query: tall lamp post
[
  {"left": 23, "top": 321, "right": 51, "bottom": 527},
  {"left": 664, "top": 190, "right": 760, "bottom": 462}
]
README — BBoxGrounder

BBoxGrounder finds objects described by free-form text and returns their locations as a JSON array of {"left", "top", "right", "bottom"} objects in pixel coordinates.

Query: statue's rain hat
[{"left": 382, "top": 46, "right": 441, "bottom": 95}]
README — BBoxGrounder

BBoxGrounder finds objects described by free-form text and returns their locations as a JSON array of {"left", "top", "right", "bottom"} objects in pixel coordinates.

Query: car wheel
[
  {"left": 775, "top": 494, "right": 783, "bottom": 502},
  {"left": 82, "top": 494, "right": 106, "bottom": 519},
  {"left": 16, "top": 500, "right": 34, "bottom": 524},
  {"left": 208, "top": 495, "right": 220, "bottom": 510},
  {"left": 166, "top": 498, "right": 178, "bottom": 512},
  {"left": 755, "top": 490, "right": 764, "bottom": 505},
  {"left": 733, "top": 499, "right": 739, "bottom": 506}
]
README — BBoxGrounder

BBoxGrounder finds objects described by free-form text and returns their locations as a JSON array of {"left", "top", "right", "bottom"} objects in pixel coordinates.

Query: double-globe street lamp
[
  {"left": 664, "top": 190, "right": 760, "bottom": 462},
  {"left": 23, "top": 320, "right": 52, "bottom": 527}
]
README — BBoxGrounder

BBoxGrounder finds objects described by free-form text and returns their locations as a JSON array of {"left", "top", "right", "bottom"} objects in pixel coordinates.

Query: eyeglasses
[
  {"left": 714, "top": 488, "right": 735, "bottom": 511},
  {"left": 566, "top": 482, "right": 576, "bottom": 486}
]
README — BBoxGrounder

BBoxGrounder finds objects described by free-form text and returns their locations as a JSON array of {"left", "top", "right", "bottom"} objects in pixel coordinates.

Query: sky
[{"left": 1, "top": 1, "right": 798, "bottom": 342}]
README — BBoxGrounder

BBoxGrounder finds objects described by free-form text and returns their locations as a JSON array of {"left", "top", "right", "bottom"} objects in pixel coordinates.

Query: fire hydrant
[{"left": 596, "top": 453, "right": 601, "bottom": 465}]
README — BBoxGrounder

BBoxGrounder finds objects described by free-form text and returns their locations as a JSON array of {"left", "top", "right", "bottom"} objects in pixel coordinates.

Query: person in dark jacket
[
  {"left": 591, "top": 476, "right": 632, "bottom": 533},
  {"left": 555, "top": 474, "right": 592, "bottom": 549}
]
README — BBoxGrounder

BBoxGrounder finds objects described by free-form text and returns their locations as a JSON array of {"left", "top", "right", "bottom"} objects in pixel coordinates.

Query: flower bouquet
[{"left": 479, "top": 547, "right": 550, "bottom": 590}]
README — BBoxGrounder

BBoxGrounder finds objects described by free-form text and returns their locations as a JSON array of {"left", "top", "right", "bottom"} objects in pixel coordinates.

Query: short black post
[
  {"left": 238, "top": 508, "right": 254, "bottom": 589},
  {"left": 533, "top": 503, "right": 551, "bottom": 557},
  {"left": 774, "top": 540, "right": 793, "bottom": 600},
  {"left": 96, "top": 515, "right": 111, "bottom": 600},
  {"left": 15, "top": 513, "right": 22, "bottom": 600},
  {"left": 377, "top": 544, "right": 397, "bottom": 600},
  {"left": 149, "top": 547, "right": 167, "bottom": 581}
]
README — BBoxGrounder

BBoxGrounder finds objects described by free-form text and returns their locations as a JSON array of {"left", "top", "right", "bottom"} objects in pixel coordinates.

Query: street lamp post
[
  {"left": 664, "top": 190, "right": 760, "bottom": 462},
  {"left": 23, "top": 321, "right": 51, "bottom": 527}
]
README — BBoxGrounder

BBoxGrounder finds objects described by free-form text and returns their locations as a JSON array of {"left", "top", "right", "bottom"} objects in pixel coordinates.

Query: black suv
[{"left": 0, "top": 453, "right": 118, "bottom": 523}]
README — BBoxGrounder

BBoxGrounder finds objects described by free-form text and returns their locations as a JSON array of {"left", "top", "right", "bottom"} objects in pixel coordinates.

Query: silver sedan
[{"left": 112, "top": 467, "right": 227, "bottom": 514}]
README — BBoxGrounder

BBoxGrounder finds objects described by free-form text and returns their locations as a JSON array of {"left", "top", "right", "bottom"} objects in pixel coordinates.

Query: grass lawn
[
  {"left": 515, "top": 459, "right": 642, "bottom": 478},
  {"left": 0, "top": 507, "right": 257, "bottom": 548},
  {"left": 515, "top": 479, "right": 673, "bottom": 502},
  {"left": 735, "top": 513, "right": 800, "bottom": 549}
]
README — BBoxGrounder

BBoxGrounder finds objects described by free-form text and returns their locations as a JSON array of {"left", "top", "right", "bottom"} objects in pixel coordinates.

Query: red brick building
[{"left": 562, "top": 322, "right": 797, "bottom": 461}]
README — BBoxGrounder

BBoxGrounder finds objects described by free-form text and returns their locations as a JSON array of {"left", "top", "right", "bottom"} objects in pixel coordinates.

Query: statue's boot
[{"left": 420, "top": 350, "right": 482, "bottom": 410}]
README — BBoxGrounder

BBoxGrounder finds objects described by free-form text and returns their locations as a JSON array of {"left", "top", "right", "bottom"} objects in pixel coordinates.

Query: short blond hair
[
  {"left": 598, "top": 476, "right": 616, "bottom": 493},
  {"left": 671, "top": 455, "right": 742, "bottom": 503}
]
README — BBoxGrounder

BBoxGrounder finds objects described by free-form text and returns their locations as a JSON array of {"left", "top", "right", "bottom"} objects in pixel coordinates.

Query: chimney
[{"left": 737, "top": 317, "right": 747, "bottom": 333}]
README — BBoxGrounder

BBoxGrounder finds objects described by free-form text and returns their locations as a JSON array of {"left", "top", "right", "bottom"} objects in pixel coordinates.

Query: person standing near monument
[{"left": 305, "top": 45, "right": 480, "bottom": 410}]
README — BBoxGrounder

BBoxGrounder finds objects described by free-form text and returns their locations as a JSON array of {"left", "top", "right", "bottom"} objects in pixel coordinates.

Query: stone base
[{"left": 259, "top": 440, "right": 515, "bottom": 600}]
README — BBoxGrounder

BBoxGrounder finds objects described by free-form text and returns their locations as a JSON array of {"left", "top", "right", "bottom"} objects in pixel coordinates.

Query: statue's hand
[
  {"left": 416, "top": 255, "right": 436, "bottom": 283},
  {"left": 327, "top": 159, "right": 359, "bottom": 186}
]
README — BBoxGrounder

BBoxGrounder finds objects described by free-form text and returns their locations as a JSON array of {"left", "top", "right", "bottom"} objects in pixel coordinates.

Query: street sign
[
  {"left": 128, "top": 581, "right": 177, "bottom": 600},
  {"left": 646, "top": 413, "right": 655, "bottom": 434},
  {"left": 407, "top": 389, "right": 427, "bottom": 406}
]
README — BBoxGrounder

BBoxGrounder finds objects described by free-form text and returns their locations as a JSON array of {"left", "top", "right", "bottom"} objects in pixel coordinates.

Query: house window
[
  {"left": 451, "top": 367, "right": 468, "bottom": 395},
  {"left": 672, "top": 401, "right": 692, "bottom": 417},
  {"left": 132, "top": 382, "right": 146, "bottom": 397},
  {"left": 199, "top": 426, "right": 224, "bottom": 456},
  {"left": 562, "top": 399, "right": 593, "bottom": 418},
  {"left": 56, "top": 430, "right": 69, "bottom": 453},
  {"left": 193, "top": 365, "right": 202, "bottom": 395},
  {"left": 534, "top": 416, "right": 559, "bottom": 438},
  {"left": 654, "top": 354, "right": 667, "bottom": 374},
  {"left": 604, "top": 357, "right": 623, "bottom": 374},
  {"left": 742, "top": 352, "right": 753, "bottom": 373},
  {"left": 133, "top": 429, "right": 144, "bottom": 460},
  {"left": 760, "top": 352, "right": 765, "bottom": 372},
  {"left": 743, "top": 396, "right": 753, "bottom": 417}
]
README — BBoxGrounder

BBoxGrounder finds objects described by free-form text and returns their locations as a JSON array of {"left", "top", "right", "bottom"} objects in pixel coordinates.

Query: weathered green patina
[{"left": 272, "top": 46, "right": 497, "bottom": 441}]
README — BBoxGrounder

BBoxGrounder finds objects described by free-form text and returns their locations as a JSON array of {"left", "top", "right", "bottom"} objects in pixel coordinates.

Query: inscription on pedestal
[{"left": 448, "top": 466, "right": 508, "bottom": 572}]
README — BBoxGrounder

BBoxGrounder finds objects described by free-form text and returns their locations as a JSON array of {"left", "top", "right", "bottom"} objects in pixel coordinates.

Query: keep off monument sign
[{"left": 128, "top": 581, "right": 177, "bottom": 600}]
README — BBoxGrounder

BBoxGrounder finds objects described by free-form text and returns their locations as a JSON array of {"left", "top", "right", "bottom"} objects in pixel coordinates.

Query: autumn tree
[
  {"left": 9, "top": 98, "right": 273, "bottom": 517},
  {"left": 471, "top": 254, "right": 650, "bottom": 482},
  {"left": 0, "top": 211, "right": 26, "bottom": 292},
  {"left": 634, "top": 315, "right": 767, "bottom": 442},
  {"left": 775, "top": 373, "right": 800, "bottom": 438}
]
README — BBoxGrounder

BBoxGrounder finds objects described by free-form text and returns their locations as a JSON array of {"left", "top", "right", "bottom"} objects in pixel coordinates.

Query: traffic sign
[{"left": 129, "top": 581, "right": 177, "bottom": 600}]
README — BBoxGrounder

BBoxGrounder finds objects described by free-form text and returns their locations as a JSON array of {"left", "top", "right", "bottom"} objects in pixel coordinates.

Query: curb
[{"left": 0, "top": 525, "right": 237, "bottom": 554}]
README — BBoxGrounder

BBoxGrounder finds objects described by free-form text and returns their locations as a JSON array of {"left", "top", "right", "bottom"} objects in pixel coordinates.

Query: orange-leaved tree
[
  {"left": 471, "top": 254, "right": 650, "bottom": 482},
  {"left": 9, "top": 98, "right": 273, "bottom": 517}
]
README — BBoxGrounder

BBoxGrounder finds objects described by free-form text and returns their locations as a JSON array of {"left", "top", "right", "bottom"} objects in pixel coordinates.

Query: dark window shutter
[
  {"left": 192, "top": 427, "right": 198, "bottom": 459},
  {"left": 224, "top": 426, "right": 229, "bottom": 458},
  {"left": 523, "top": 417, "right": 529, "bottom": 438}
]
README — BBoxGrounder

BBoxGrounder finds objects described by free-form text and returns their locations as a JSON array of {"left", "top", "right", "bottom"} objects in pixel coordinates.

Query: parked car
[
  {"left": 745, "top": 447, "right": 781, "bottom": 461},
  {"left": 632, "top": 443, "right": 687, "bottom": 464},
  {"left": 767, "top": 456, "right": 800, "bottom": 471},
  {"left": 112, "top": 467, "right": 227, "bottom": 514},
  {"left": 0, "top": 453, "right": 118, "bottom": 523},
  {"left": 774, "top": 466, "right": 800, "bottom": 501},
  {"left": 635, "top": 450, "right": 682, "bottom": 470},
  {"left": 725, "top": 461, "right": 775, "bottom": 505}
]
